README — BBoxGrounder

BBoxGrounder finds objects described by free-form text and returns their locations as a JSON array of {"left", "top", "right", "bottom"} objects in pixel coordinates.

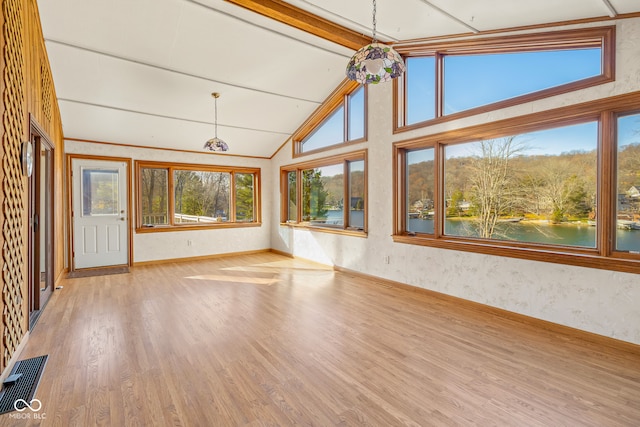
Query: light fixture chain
[
  {"left": 372, "top": 0, "right": 377, "bottom": 42},
  {"left": 345, "top": 0, "right": 405, "bottom": 84},
  {"left": 214, "top": 95, "right": 218, "bottom": 138}
]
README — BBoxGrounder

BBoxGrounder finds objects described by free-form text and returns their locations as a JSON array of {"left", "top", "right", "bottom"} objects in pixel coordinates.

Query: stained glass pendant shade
[
  {"left": 346, "top": 0, "right": 405, "bottom": 84},
  {"left": 204, "top": 92, "right": 229, "bottom": 152}
]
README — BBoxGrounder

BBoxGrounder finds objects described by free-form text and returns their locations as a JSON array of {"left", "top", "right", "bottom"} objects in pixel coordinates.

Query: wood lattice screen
[
  {"left": 40, "top": 60, "right": 52, "bottom": 124},
  {"left": 2, "top": 0, "right": 27, "bottom": 370}
]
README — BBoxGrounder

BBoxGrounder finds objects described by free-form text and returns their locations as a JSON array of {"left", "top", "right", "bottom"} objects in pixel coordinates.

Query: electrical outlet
[
  {"left": 384, "top": 255, "right": 390, "bottom": 264},
  {"left": 187, "top": 240, "right": 192, "bottom": 246}
]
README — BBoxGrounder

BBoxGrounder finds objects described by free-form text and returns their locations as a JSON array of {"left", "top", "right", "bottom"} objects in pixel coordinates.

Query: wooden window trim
[
  {"left": 393, "top": 90, "right": 640, "bottom": 274},
  {"left": 135, "top": 160, "right": 261, "bottom": 233},
  {"left": 281, "top": 149, "right": 368, "bottom": 235},
  {"left": 292, "top": 80, "right": 367, "bottom": 158},
  {"left": 394, "top": 26, "right": 616, "bottom": 134}
]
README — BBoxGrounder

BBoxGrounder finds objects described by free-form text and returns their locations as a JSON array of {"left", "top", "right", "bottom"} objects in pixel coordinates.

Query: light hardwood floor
[{"left": 2, "top": 252, "right": 639, "bottom": 426}]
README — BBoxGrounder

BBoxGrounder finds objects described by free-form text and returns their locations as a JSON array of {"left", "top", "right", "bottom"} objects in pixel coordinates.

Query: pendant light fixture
[
  {"left": 203, "top": 92, "right": 229, "bottom": 152},
  {"left": 346, "top": 0, "right": 405, "bottom": 84}
]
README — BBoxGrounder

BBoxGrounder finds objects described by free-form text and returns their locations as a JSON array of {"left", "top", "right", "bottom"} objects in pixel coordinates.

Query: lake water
[
  {"left": 410, "top": 218, "right": 640, "bottom": 252},
  {"left": 321, "top": 210, "right": 640, "bottom": 251},
  {"left": 315, "top": 210, "right": 364, "bottom": 228}
]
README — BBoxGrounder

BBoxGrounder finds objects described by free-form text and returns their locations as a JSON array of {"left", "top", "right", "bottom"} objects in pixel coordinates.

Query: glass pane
[
  {"left": 302, "top": 106, "right": 345, "bottom": 152},
  {"left": 616, "top": 113, "right": 640, "bottom": 252},
  {"left": 444, "top": 122, "right": 598, "bottom": 247},
  {"left": 287, "top": 171, "right": 297, "bottom": 222},
  {"left": 406, "top": 56, "right": 436, "bottom": 125},
  {"left": 235, "top": 173, "right": 255, "bottom": 222},
  {"left": 349, "top": 160, "right": 365, "bottom": 229},
  {"left": 174, "top": 170, "right": 230, "bottom": 223},
  {"left": 82, "top": 169, "right": 119, "bottom": 216},
  {"left": 348, "top": 86, "right": 365, "bottom": 141},
  {"left": 407, "top": 149, "right": 435, "bottom": 234},
  {"left": 443, "top": 48, "right": 602, "bottom": 115},
  {"left": 303, "top": 164, "right": 343, "bottom": 226},
  {"left": 141, "top": 168, "right": 168, "bottom": 225}
]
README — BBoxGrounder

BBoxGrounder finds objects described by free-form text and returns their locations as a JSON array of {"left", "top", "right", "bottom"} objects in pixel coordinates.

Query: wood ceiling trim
[{"left": 224, "top": 0, "right": 370, "bottom": 50}]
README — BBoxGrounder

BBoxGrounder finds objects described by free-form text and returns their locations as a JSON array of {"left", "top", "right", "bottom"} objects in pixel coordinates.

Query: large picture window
[
  {"left": 442, "top": 123, "right": 598, "bottom": 247},
  {"left": 394, "top": 93, "right": 640, "bottom": 273},
  {"left": 136, "top": 161, "right": 260, "bottom": 231},
  {"left": 282, "top": 150, "right": 367, "bottom": 234},
  {"left": 395, "top": 27, "right": 614, "bottom": 131},
  {"left": 293, "top": 81, "right": 367, "bottom": 156},
  {"left": 173, "top": 170, "right": 230, "bottom": 224}
]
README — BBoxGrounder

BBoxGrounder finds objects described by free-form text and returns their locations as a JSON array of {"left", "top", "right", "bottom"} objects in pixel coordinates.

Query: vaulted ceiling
[{"left": 37, "top": 0, "right": 640, "bottom": 158}]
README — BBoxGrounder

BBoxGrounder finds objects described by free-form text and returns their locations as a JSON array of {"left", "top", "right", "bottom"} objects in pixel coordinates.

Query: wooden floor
[{"left": 2, "top": 253, "right": 639, "bottom": 426}]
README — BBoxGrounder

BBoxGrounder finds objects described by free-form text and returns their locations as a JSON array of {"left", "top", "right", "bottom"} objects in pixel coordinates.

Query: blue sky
[
  {"left": 406, "top": 47, "right": 602, "bottom": 124},
  {"left": 302, "top": 86, "right": 365, "bottom": 153},
  {"left": 618, "top": 113, "right": 640, "bottom": 147},
  {"left": 407, "top": 147, "right": 434, "bottom": 165},
  {"left": 443, "top": 48, "right": 601, "bottom": 115},
  {"left": 407, "top": 121, "right": 599, "bottom": 162},
  {"left": 446, "top": 121, "right": 598, "bottom": 158}
]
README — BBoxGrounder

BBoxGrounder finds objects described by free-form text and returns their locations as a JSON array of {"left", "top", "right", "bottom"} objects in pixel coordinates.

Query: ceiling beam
[{"left": 224, "top": 0, "right": 371, "bottom": 51}]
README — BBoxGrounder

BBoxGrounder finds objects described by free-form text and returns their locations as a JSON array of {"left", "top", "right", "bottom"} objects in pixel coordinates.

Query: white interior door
[{"left": 72, "top": 159, "right": 128, "bottom": 269}]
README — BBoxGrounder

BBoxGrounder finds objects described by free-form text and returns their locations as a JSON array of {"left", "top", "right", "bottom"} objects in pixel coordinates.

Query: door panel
[
  {"left": 72, "top": 159, "right": 129, "bottom": 269},
  {"left": 106, "top": 225, "right": 122, "bottom": 252},
  {"left": 82, "top": 226, "right": 98, "bottom": 254}
]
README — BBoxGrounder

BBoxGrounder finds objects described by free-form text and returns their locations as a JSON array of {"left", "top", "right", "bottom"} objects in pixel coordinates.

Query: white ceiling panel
[
  {"left": 610, "top": 0, "right": 640, "bottom": 14},
  {"left": 45, "top": 42, "right": 317, "bottom": 135},
  {"left": 192, "top": 0, "right": 355, "bottom": 56},
  {"left": 59, "top": 101, "right": 284, "bottom": 158},
  {"left": 167, "top": 0, "right": 347, "bottom": 101},
  {"left": 427, "top": 0, "right": 610, "bottom": 32},
  {"left": 38, "top": 0, "right": 184, "bottom": 65},
  {"left": 283, "top": 0, "right": 471, "bottom": 41}
]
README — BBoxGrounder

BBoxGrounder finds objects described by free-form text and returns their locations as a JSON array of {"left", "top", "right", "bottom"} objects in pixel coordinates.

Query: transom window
[
  {"left": 293, "top": 81, "right": 367, "bottom": 156},
  {"left": 136, "top": 161, "right": 260, "bottom": 232},
  {"left": 396, "top": 27, "right": 614, "bottom": 131},
  {"left": 282, "top": 150, "right": 367, "bottom": 234},
  {"left": 394, "top": 93, "right": 640, "bottom": 273}
]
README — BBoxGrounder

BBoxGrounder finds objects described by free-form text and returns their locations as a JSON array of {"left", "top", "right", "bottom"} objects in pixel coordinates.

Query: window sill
[
  {"left": 393, "top": 234, "right": 640, "bottom": 274},
  {"left": 281, "top": 222, "right": 367, "bottom": 238},
  {"left": 136, "top": 222, "right": 262, "bottom": 233}
]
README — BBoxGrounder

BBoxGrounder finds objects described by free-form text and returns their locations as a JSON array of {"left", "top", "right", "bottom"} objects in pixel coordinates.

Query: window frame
[
  {"left": 614, "top": 110, "right": 640, "bottom": 258},
  {"left": 281, "top": 149, "right": 368, "bottom": 236},
  {"left": 393, "top": 26, "right": 615, "bottom": 133},
  {"left": 135, "top": 160, "right": 261, "bottom": 233},
  {"left": 293, "top": 79, "right": 368, "bottom": 157},
  {"left": 393, "top": 91, "right": 640, "bottom": 274}
]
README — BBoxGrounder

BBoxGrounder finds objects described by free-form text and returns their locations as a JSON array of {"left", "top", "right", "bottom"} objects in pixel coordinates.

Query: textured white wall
[
  {"left": 65, "top": 141, "right": 272, "bottom": 263},
  {"left": 271, "top": 19, "right": 640, "bottom": 345}
]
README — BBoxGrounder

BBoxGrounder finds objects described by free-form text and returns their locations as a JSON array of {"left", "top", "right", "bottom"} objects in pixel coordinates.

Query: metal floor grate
[{"left": 0, "top": 355, "right": 48, "bottom": 414}]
